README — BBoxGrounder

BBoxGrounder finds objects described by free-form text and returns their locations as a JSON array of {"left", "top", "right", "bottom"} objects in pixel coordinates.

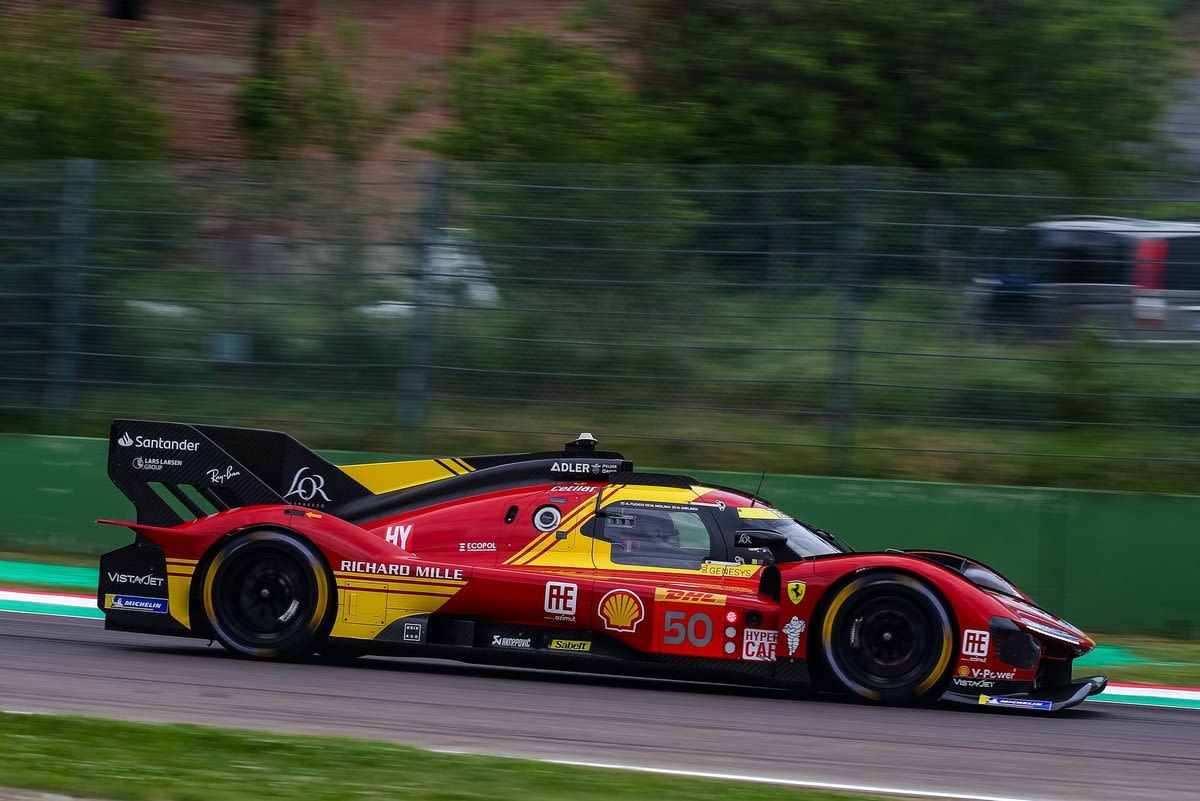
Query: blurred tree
[
  {"left": 420, "top": 31, "right": 694, "bottom": 161},
  {"left": 419, "top": 35, "right": 710, "bottom": 384},
  {"left": 236, "top": 3, "right": 416, "bottom": 161},
  {"left": 587, "top": 0, "right": 1180, "bottom": 174},
  {"left": 236, "top": 0, "right": 293, "bottom": 160},
  {"left": 0, "top": 6, "right": 167, "bottom": 159}
]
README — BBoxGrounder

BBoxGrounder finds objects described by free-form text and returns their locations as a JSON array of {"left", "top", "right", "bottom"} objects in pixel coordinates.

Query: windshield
[{"left": 743, "top": 518, "right": 842, "bottom": 558}]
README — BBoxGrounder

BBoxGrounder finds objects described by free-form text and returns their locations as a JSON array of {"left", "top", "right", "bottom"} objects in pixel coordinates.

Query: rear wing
[{"left": 108, "top": 419, "right": 372, "bottom": 526}]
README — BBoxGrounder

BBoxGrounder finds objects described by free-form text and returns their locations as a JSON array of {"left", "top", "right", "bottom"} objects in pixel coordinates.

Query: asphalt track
[{"left": 1, "top": 612, "right": 1196, "bottom": 801}]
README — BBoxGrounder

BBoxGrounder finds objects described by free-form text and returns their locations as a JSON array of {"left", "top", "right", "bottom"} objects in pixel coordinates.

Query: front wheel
[
  {"left": 201, "top": 530, "right": 334, "bottom": 660},
  {"left": 818, "top": 571, "right": 954, "bottom": 705}
]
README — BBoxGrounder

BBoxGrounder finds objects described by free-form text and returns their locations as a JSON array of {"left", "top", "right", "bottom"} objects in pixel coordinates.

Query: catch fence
[{"left": 4, "top": 160, "right": 1200, "bottom": 491}]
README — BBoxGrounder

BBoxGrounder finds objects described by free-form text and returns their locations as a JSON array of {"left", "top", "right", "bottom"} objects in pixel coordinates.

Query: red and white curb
[
  {"left": 1099, "top": 682, "right": 1200, "bottom": 709},
  {"left": 0, "top": 588, "right": 102, "bottom": 619}
]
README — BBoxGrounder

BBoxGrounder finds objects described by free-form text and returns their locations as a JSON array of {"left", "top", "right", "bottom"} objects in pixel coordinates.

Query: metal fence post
[
  {"left": 765, "top": 169, "right": 791, "bottom": 291},
  {"left": 825, "top": 166, "right": 866, "bottom": 474},
  {"left": 43, "top": 158, "right": 95, "bottom": 433},
  {"left": 399, "top": 160, "right": 447, "bottom": 453}
]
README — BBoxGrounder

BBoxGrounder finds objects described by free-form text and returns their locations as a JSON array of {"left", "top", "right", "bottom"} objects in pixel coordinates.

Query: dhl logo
[{"left": 654, "top": 588, "right": 726, "bottom": 605}]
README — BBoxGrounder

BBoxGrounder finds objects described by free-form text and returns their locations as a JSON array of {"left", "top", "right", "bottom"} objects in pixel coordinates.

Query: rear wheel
[
  {"left": 202, "top": 530, "right": 334, "bottom": 659},
  {"left": 818, "top": 571, "right": 954, "bottom": 705}
]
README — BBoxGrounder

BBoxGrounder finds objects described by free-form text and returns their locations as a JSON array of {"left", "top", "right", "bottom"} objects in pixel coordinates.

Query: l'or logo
[
  {"left": 284, "top": 467, "right": 330, "bottom": 503},
  {"left": 787, "top": 580, "right": 806, "bottom": 605}
]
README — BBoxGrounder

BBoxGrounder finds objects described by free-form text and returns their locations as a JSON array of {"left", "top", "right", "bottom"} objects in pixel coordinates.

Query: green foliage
[
  {"left": 236, "top": 6, "right": 416, "bottom": 161},
  {"left": 0, "top": 7, "right": 167, "bottom": 160},
  {"left": 478, "top": 0, "right": 1181, "bottom": 174},
  {"left": 421, "top": 32, "right": 694, "bottom": 162},
  {"left": 1141, "top": 0, "right": 1197, "bottom": 17},
  {"left": 634, "top": 0, "right": 1179, "bottom": 172}
]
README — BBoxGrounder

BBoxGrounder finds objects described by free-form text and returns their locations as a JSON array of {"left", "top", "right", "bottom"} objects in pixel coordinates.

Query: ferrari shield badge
[{"left": 787, "top": 580, "right": 806, "bottom": 605}]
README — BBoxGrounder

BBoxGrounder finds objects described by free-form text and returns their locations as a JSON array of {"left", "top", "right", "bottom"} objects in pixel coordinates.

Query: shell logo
[
  {"left": 598, "top": 588, "right": 644, "bottom": 633},
  {"left": 958, "top": 665, "right": 970, "bottom": 677}
]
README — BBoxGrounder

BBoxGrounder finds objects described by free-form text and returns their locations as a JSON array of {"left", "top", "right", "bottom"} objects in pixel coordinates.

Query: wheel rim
[
  {"left": 214, "top": 543, "right": 314, "bottom": 646},
  {"left": 832, "top": 586, "right": 943, "bottom": 691}
]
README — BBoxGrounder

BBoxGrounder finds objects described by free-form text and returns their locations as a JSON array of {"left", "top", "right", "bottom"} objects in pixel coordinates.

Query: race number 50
[{"left": 662, "top": 610, "right": 713, "bottom": 647}]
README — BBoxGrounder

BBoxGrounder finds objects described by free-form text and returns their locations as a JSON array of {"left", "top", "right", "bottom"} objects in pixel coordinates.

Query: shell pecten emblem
[{"left": 598, "top": 588, "right": 645, "bottom": 633}]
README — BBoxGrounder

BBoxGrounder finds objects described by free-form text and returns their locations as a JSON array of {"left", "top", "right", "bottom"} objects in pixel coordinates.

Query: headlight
[{"left": 1017, "top": 616, "right": 1082, "bottom": 645}]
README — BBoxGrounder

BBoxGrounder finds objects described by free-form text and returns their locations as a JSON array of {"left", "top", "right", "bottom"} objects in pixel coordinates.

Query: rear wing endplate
[{"left": 107, "top": 419, "right": 372, "bottom": 527}]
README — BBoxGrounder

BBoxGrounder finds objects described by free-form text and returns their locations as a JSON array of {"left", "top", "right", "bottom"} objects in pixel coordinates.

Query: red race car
[{"left": 98, "top": 420, "right": 1107, "bottom": 711}]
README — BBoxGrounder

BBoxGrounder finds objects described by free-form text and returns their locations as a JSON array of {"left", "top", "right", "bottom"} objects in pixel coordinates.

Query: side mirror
[{"left": 735, "top": 530, "right": 788, "bottom": 549}]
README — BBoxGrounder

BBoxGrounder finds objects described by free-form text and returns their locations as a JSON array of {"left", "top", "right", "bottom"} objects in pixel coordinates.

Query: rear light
[{"left": 1134, "top": 238, "right": 1167, "bottom": 326}]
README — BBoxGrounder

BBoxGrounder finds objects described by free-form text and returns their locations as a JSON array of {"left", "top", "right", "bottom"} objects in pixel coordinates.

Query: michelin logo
[
  {"left": 979, "top": 695, "right": 1052, "bottom": 711},
  {"left": 104, "top": 594, "right": 169, "bottom": 614}
]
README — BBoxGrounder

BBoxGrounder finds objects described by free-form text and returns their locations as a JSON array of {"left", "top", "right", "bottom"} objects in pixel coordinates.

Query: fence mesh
[{"left": 4, "top": 160, "right": 1200, "bottom": 491}]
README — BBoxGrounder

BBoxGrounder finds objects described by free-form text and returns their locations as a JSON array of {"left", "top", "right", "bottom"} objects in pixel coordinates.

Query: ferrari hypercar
[{"left": 98, "top": 420, "right": 1107, "bottom": 711}]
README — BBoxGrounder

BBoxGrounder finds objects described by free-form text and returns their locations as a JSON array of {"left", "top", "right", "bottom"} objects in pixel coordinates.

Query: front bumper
[{"left": 943, "top": 675, "right": 1108, "bottom": 712}]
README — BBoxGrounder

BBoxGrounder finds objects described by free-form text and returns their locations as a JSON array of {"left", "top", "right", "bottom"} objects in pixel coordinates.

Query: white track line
[
  {"left": 0, "top": 590, "right": 95, "bottom": 608},
  {"left": 431, "top": 749, "right": 1047, "bottom": 801},
  {"left": 1103, "top": 684, "right": 1200, "bottom": 701},
  {"left": 0, "top": 707, "right": 1049, "bottom": 801}
]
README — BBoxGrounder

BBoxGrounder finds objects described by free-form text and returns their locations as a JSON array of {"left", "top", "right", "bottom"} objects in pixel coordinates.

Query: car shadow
[{"left": 111, "top": 637, "right": 1110, "bottom": 717}]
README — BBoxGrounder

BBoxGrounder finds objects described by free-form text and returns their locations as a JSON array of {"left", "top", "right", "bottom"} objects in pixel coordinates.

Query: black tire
[
  {"left": 201, "top": 530, "right": 335, "bottom": 660},
  {"left": 818, "top": 571, "right": 954, "bottom": 705}
]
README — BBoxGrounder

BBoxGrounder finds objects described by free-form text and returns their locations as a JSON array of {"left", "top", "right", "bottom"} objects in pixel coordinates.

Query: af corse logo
[
  {"left": 545, "top": 582, "right": 578, "bottom": 617},
  {"left": 284, "top": 466, "right": 330, "bottom": 503},
  {"left": 961, "top": 629, "right": 990, "bottom": 658}
]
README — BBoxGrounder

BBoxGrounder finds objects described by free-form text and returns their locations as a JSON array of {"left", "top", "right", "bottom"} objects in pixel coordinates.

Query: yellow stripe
[
  {"left": 333, "top": 573, "right": 466, "bottom": 588},
  {"left": 506, "top": 532, "right": 554, "bottom": 565},
  {"left": 505, "top": 490, "right": 609, "bottom": 565},
  {"left": 517, "top": 484, "right": 706, "bottom": 569},
  {"left": 339, "top": 459, "right": 460, "bottom": 493},
  {"left": 332, "top": 570, "right": 466, "bottom": 581},
  {"left": 452, "top": 458, "right": 474, "bottom": 473},
  {"left": 514, "top": 535, "right": 561, "bottom": 566},
  {"left": 336, "top": 584, "right": 460, "bottom": 597}
]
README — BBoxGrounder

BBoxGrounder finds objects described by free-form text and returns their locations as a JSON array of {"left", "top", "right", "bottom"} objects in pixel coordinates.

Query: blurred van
[{"left": 972, "top": 216, "right": 1200, "bottom": 341}]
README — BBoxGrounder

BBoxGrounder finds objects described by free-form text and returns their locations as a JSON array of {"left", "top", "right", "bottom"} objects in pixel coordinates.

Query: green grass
[
  {"left": 0, "top": 549, "right": 96, "bottom": 568},
  {"left": 0, "top": 711, "right": 880, "bottom": 801},
  {"left": 1082, "top": 635, "right": 1200, "bottom": 687},
  {"left": 0, "top": 579, "right": 91, "bottom": 595}
]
